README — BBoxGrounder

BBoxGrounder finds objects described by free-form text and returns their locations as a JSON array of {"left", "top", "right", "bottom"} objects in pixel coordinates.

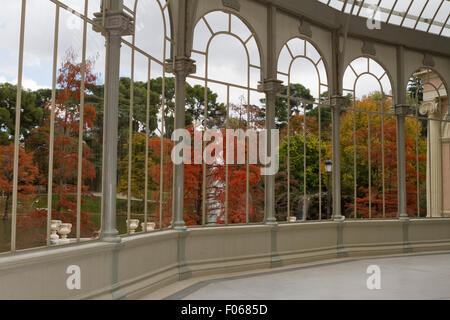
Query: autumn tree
[
  {"left": 148, "top": 135, "right": 174, "bottom": 227},
  {"left": 0, "top": 144, "right": 39, "bottom": 220},
  {"left": 275, "top": 133, "right": 329, "bottom": 220},
  {"left": 340, "top": 94, "right": 426, "bottom": 218},
  {"left": 118, "top": 133, "right": 156, "bottom": 201},
  {"left": 23, "top": 50, "right": 98, "bottom": 236}
]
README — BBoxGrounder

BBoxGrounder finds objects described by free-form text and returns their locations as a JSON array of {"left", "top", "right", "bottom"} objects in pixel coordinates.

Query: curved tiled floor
[{"left": 155, "top": 252, "right": 450, "bottom": 300}]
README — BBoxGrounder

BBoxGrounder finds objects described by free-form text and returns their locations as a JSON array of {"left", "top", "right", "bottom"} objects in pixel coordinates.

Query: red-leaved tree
[
  {"left": 21, "top": 50, "right": 98, "bottom": 238},
  {"left": 0, "top": 144, "right": 39, "bottom": 220}
]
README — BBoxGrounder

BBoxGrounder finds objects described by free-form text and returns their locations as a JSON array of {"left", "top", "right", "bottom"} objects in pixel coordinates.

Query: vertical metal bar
[
  {"left": 99, "top": 34, "right": 108, "bottom": 234},
  {"left": 76, "top": 0, "right": 89, "bottom": 242},
  {"left": 368, "top": 113, "right": 372, "bottom": 219},
  {"left": 202, "top": 60, "right": 208, "bottom": 226},
  {"left": 439, "top": 99, "right": 444, "bottom": 219},
  {"left": 287, "top": 86, "right": 291, "bottom": 221},
  {"left": 303, "top": 96, "right": 307, "bottom": 221},
  {"left": 160, "top": 69, "right": 165, "bottom": 229},
  {"left": 381, "top": 96, "right": 386, "bottom": 218},
  {"left": 127, "top": 14, "right": 136, "bottom": 235},
  {"left": 10, "top": 0, "right": 27, "bottom": 253},
  {"left": 102, "top": 0, "right": 106, "bottom": 27},
  {"left": 415, "top": 85, "right": 420, "bottom": 217},
  {"left": 246, "top": 71, "right": 250, "bottom": 224},
  {"left": 160, "top": 2, "right": 167, "bottom": 230},
  {"left": 144, "top": 59, "right": 151, "bottom": 230},
  {"left": 318, "top": 98, "right": 322, "bottom": 220},
  {"left": 225, "top": 85, "right": 229, "bottom": 225},
  {"left": 427, "top": 113, "right": 431, "bottom": 218},
  {"left": 353, "top": 93, "right": 357, "bottom": 219},
  {"left": 47, "top": 4, "right": 60, "bottom": 247}
]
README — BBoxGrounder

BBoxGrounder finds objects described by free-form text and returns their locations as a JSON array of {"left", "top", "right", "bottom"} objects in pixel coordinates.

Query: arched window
[
  {"left": 276, "top": 37, "right": 329, "bottom": 222},
  {"left": 0, "top": 0, "right": 110, "bottom": 252},
  {"left": 342, "top": 57, "right": 395, "bottom": 219},
  {"left": 119, "top": 0, "right": 173, "bottom": 233},
  {"left": 188, "top": 10, "right": 264, "bottom": 226}
]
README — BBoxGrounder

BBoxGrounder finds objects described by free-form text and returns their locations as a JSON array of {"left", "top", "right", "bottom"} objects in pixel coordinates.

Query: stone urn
[
  {"left": 58, "top": 223, "right": 72, "bottom": 244},
  {"left": 141, "top": 222, "right": 156, "bottom": 232},
  {"left": 127, "top": 219, "right": 140, "bottom": 234},
  {"left": 50, "top": 220, "right": 62, "bottom": 243}
]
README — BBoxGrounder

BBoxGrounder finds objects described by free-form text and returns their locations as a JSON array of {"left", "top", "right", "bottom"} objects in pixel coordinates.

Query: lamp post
[{"left": 325, "top": 160, "right": 332, "bottom": 220}]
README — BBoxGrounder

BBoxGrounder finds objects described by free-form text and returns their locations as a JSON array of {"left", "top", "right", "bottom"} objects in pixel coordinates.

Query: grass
[
  {"left": 0, "top": 193, "right": 162, "bottom": 216},
  {"left": 0, "top": 193, "right": 163, "bottom": 253}
]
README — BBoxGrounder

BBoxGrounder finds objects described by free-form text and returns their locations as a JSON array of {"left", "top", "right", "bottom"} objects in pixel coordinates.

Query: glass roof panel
[
  {"left": 317, "top": 0, "right": 450, "bottom": 37},
  {"left": 123, "top": 0, "right": 136, "bottom": 10}
]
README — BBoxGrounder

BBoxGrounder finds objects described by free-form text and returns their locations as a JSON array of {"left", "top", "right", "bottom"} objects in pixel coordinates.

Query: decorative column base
[
  {"left": 100, "top": 230, "right": 122, "bottom": 243},
  {"left": 172, "top": 221, "right": 188, "bottom": 230}
]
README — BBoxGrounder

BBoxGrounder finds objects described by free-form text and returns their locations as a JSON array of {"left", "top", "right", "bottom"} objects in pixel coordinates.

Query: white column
[{"left": 420, "top": 99, "right": 443, "bottom": 217}]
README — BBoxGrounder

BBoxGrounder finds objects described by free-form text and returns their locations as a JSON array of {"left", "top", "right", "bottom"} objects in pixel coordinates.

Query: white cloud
[
  {"left": 21, "top": 77, "right": 50, "bottom": 91},
  {"left": 0, "top": 0, "right": 392, "bottom": 100},
  {"left": 1, "top": 76, "right": 51, "bottom": 91}
]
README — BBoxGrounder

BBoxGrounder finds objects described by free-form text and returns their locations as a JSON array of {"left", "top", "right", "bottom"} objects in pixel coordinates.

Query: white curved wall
[{"left": 1, "top": 219, "right": 450, "bottom": 299}]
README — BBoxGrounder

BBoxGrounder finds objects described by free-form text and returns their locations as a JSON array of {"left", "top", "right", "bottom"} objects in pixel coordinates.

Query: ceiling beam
[{"left": 254, "top": 0, "right": 450, "bottom": 58}]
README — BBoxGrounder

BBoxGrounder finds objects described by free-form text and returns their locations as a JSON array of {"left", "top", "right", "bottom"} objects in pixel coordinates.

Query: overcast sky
[{"left": 1, "top": 0, "right": 392, "bottom": 104}]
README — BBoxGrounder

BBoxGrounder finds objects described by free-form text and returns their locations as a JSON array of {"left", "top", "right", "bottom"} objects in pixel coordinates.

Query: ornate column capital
[
  {"left": 419, "top": 98, "right": 440, "bottom": 116},
  {"left": 93, "top": 9, "right": 134, "bottom": 36},
  {"left": 330, "top": 95, "right": 347, "bottom": 108},
  {"left": 165, "top": 57, "right": 196, "bottom": 77},
  {"left": 391, "top": 104, "right": 415, "bottom": 116},
  {"left": 258, "top": 78, "right": 284, "bottom": 95}
]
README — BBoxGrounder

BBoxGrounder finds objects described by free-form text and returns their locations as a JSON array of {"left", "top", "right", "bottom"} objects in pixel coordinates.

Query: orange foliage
[
  {"left": 0, "top": 144, "right": 39, "bottom": 219},
  {"left": 19, "top": 50, "right": 98, "bottom": 238},
  {"left": 343, "top": 96, "right": 426, "bottom": 218}
]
